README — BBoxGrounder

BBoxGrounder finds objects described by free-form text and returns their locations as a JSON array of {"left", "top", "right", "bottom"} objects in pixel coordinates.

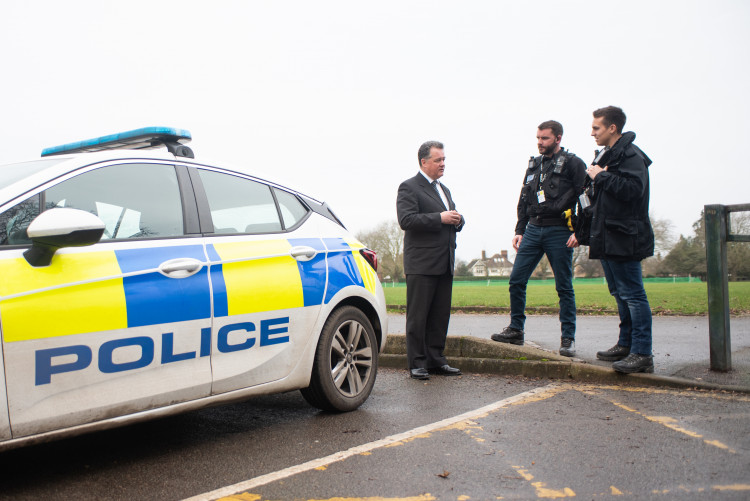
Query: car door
[
  {"left": 192, "top": 168, "right": 327, "bottom": 394},
  {"left": 0, "top": 162, "right": 213, "bottom": 437}
]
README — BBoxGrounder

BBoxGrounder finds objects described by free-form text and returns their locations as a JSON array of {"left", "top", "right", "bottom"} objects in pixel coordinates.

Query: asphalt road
[{"left": 0, "top": 368, "right": 748, "bottom": 500}]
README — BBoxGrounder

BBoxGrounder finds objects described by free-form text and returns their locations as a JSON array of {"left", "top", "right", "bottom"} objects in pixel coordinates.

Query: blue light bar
[{"left": 41, "top": 126, "right": 192, "bottom": 157}]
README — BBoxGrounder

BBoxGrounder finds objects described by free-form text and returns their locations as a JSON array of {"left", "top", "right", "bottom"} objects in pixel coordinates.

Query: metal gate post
[{"left": 704, "top": 205, "right": 731, "bottom": 371}]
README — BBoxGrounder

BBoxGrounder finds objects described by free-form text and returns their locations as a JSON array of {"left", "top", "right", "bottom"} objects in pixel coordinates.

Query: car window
[
  {"left": 0, "top": 158, "right": 64, "bottom": 191},
  {"left": 0, "top": 195, "right": 41, "bottom": 245},
  {"left": 273, "top": 188, "right": 309, "bottom": 229},
  {"left": 0, "top": 163, "right": 184, "bottom": 245},
  {"left": 198, "top": 169, "right": 282, "bottom": 234}
]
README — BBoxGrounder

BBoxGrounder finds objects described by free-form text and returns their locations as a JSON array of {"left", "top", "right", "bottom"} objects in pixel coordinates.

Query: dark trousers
[
  {"left": 508, "top": 224, "right": 576, "bottom": 339},
  {"left": 601, "top": 259, "right": 653, "bottom": 355},
  {"left": 405, "top": 272, "right": 453, "bottom": 369}
]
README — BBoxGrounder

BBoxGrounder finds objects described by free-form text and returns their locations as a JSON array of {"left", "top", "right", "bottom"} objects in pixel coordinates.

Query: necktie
[{"left": 432, "top": 181, "right": 446, "bottom": 208}]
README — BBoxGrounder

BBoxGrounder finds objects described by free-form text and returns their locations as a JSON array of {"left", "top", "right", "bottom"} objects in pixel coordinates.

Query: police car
[{"left": 0, "top": 127, "right": 387, "bottom": 451}]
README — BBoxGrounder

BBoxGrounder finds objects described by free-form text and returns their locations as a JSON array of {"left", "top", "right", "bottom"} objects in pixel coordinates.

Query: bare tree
[
  {"left": 455, "top": 259, "right": 469, "bottom": 277},
  {"left": 571, "top": 244, "right": 588, "bottom": 271},
  {"left": 356, "top": 220, "right": 405, "bottom": 281},
  {"left": 650, "top": 213, "right": 676, "bottom": 258},
  {"left": 643, "top": 213, "right": 676, "bottom": 276}
]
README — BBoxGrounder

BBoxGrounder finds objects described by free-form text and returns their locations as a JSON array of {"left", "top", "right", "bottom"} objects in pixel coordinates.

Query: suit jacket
[{"left": 397, "top": 172, "right": 465, "bottom": 275}]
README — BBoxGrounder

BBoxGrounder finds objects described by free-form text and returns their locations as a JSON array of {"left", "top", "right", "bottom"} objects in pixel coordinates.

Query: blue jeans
[
  {"left": 508, "top": 224, "right": 575, "bottom": 339},
  {"left": 601, "top": 259, "right": 653, "bottom": 356}
]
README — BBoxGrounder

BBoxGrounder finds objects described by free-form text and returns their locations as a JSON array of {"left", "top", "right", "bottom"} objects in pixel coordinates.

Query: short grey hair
[{"left": 418, "top": 141, "right": 444, "bottom": 166}]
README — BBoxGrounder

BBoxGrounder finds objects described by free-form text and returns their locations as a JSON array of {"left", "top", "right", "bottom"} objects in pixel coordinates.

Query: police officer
[{"left": 492, "top": 120, "right": 587, "bottom": 356}]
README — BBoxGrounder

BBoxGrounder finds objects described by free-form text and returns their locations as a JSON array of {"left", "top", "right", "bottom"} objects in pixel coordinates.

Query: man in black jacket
[
  {"left": 491, "top": 121, "right": 586, "bottom": 357},
  {"left": 397, "top": 141, "right": 465, "bottom": 380},
  {"left": 586, "top": 106, "right": 655, "bottom": 373}
]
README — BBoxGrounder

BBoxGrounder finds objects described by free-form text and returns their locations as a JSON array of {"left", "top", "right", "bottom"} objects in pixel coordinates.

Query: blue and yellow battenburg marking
[
  {"left": 324, "top": 237, "right": 378, "bottom": 301},
  {"left": 0, "top": 238, "right": 375, "bottom": 343}
]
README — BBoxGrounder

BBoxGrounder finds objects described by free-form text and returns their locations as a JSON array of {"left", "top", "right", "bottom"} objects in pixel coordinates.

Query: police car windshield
[{"left": 0, "top": 159, "right": 64, "bottom": 191}]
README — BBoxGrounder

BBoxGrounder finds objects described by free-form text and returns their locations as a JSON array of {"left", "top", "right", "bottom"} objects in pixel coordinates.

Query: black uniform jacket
[
  {"left": 515, "top": 150, "right": 587, "bottom": 235},
  {"left": 397, "top": 173, "right": 465, "bottom": 275},
  {"left": 588, "top": 132, "right": 654, "bottom": 261}
]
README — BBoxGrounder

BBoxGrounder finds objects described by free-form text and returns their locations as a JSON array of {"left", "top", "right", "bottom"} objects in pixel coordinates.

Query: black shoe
[
  {"left": 559, "top": 338, "right": 576, "bottom": 357},
  {"left": 429, "top": 364, "right": 462, "bottom": 376},
  {"left": 612, "top": 353, "right": 654, "bottom": 374},
  {"left": 410, "top": 368, "right": 430, "bottom": 380},
  {"left": 490, "top": 326, "right": 524, "bottom": 345},
  {"left": 596, "top": 344, "right": 630, "bottom": 361}
]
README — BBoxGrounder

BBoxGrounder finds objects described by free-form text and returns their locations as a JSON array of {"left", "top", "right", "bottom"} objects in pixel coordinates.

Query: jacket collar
[
  {"left": 416, "top": 172, "right": 446, "bottom": 206},
  {"left": 610, "top": 131, "right": 652, "bottom": 168}
]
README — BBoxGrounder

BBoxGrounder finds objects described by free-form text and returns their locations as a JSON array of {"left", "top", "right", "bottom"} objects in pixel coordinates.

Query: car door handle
[
  {"left": 158, "top": 257, "right": 204, "bottom": 278},
  {"left": 290, "top": 246, "right": 317, "bottom": 262}
]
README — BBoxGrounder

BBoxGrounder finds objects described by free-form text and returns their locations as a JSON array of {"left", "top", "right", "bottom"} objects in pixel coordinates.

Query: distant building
[{"left": 467, "top": 250, "right": 514, "bottom": 277}]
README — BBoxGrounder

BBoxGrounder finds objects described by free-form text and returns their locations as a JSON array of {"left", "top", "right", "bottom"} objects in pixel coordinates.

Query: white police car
[{"left": 0, "top": 127, "right": 387, "bottom": 450}]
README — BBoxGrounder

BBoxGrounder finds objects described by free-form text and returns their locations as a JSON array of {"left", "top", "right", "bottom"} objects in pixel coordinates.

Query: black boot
[
  {"left": 596, "top": 344, "right": 630, "bottom": 361},
  {"left": 491, "top": 326, "right": 524, "bottom": 345},
  {"left": 612, "top": 353, "right": 654, "bottom": 374},
  {"left": 559, "top": 338, "right": 576, "bottom": 357}
]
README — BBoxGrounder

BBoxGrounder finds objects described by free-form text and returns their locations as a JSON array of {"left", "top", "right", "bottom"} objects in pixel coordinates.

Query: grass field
[{"left": 381, "top": 280, "right": 750, "bottom": 315}]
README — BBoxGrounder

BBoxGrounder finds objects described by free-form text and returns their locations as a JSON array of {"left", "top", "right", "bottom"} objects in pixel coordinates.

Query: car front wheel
[{"left": 301, "top": 306, "right": 378, "bottom": 412}]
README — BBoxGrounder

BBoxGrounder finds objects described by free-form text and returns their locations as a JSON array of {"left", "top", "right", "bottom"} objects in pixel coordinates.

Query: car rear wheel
[{"left": 301, "top": 306, "right": 378, "bottom": 412}]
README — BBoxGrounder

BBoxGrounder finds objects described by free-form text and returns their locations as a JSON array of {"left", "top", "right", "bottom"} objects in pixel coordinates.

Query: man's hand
[
  {"left": 512, "top": 234, "right": 523, "bottom": 251},
  {"left": 441, "top": 210, "right": 462, "bottom": 226},
  {"left": 566, "top": 233, "right": 579, "bottom": 248},
  {"left": 587, "top": 164, "right": 608, "bottom": 179}
]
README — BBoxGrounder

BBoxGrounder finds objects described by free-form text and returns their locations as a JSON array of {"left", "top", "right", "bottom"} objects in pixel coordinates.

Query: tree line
[{"left": 356, "top": 212, "right": 750, "bottom": 282}]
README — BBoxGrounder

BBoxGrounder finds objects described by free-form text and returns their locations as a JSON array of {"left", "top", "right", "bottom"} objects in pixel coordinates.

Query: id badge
[
  {"left": 537, "top": 190, "right": 546, "bottom": 203},
  {"left": 579, "top": 192, "right": 591, "bottom": 209}
]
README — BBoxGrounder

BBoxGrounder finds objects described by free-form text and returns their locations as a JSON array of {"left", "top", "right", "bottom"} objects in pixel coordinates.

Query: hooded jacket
[{"left": 588, "top": 131, "right": 654, "bottom": 261}]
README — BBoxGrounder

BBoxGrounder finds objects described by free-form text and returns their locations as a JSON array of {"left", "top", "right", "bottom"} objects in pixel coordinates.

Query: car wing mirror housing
[{"left": 24, "top": 208, "right": 106, "bottom": 267}]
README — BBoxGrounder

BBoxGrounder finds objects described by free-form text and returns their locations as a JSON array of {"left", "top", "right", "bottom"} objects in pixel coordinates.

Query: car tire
[{"left": 301, "top": 305, "right": 378, "bottom": 412}]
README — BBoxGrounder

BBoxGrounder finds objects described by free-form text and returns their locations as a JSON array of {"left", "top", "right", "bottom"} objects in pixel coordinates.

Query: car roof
[{"left": 0, "top": 147, "right": 324, "bottom": 211}]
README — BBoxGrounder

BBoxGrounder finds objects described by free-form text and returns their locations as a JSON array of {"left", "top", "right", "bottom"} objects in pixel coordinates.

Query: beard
[{"left": 538, "top": 144, "right": 556, "bottom": 156}]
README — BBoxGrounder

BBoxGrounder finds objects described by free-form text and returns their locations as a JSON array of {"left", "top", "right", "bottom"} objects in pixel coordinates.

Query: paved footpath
[{"left": 388, "top": 313, "right": 750, "bottom": 388}]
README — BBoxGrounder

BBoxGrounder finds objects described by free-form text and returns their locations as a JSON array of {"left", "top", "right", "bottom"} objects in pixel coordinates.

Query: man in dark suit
[{"left": 397, "top": 141, "right": 465, "bottom": 380}]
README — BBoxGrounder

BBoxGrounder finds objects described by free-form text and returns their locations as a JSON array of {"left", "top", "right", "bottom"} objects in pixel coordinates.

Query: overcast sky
[{"left": 2, "top": 1, "right": 749, "bottom": 262}]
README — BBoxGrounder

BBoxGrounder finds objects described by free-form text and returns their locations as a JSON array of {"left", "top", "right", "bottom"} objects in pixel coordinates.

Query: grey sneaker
[
  {"left": 596, "top": 344, "right": 630, "bottom": 361},
  {"left": 612, "top": 353, "right": 654, "bottom": 374},
  {"left": 491, "top": 326, "right": 524, "bottom": 345},
  {"left": 559, "top": 338, "right": 575, "bottom": 357}
]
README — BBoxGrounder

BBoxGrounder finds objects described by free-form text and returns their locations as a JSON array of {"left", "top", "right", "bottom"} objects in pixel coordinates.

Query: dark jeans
[
  {"left": 508, "top": 224, "right": 575, "bottom": 339},
  {"left": 601, "top": 259, "right": 653, "bottom": 356}
]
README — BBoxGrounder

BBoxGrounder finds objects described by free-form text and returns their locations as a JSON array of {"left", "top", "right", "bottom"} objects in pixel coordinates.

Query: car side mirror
[{"left": 23, "top": 208, "right": 106, "bottom": 267}]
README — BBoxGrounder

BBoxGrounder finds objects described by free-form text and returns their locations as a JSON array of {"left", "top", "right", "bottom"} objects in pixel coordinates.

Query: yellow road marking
[
  {"left": 652, "top": 484, "right": 750, "bottom": 494},
  {"left": 531, "top": 482, "right": 575, "bottom": 498},
  {"left": 573, "top": 384, "right": 750, "bottom": 402},
  {"left": 714, "top": 484, "right": 750, "bottom": 491},
  {"left": 385, "top": 432, "right": 432, "bottom": 447},
  {"left": 509, "top": 465, "right": 575, "bottom": 498},
  {"left": 511, "top": 466, "right": 534, "bottom": 481},
  {"left": 610, "top": 401, "right": 737, "bottom": 453},
  {"left": 443, "top": 420, "right": 485, "bottom": 443}
]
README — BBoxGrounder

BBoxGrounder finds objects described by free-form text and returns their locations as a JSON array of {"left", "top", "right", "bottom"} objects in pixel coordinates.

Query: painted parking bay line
[{"left": 182, "top": 383, "right": 562, "bottom": 501}]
